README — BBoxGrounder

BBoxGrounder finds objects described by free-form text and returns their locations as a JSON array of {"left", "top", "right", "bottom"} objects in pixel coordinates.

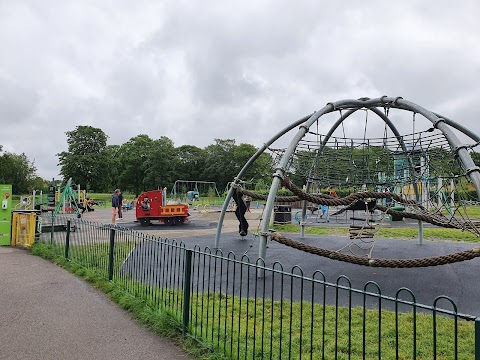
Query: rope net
[{"left": 232, "top": 105, "right": 480, "bottom": 267}]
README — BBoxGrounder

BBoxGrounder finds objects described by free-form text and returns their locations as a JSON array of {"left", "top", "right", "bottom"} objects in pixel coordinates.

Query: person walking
[
  {"left": 117, "top": 190, "right": 123, "bottom": 220},
  {"left": 111, "top": 189, "right": 120, "bottom": 224}
]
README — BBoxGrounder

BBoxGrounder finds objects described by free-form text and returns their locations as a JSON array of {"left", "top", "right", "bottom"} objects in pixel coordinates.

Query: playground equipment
[
  {"left": 52, "top": 178, "right": 83, "bottom": 218},
  {"left": 171, "top": 180, "right": 221, "bottom": 205},
  {"left": 136, "top": 189, "right": 189, "bottom": 226},
  {"left": 0, "top": 184, "right": 12, "bottom": 245},
  {"left": 215, "top": 96, "right": 480, "bottom": 269}
]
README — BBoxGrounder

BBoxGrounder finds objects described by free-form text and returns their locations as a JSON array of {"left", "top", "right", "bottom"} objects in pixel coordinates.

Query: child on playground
[{"left": 320, "top": 204, "right": 329, "bottom": 222}]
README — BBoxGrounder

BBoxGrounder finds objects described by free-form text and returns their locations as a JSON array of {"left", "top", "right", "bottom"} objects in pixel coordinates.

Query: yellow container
[{"left": 11, "top": 211, "right": 37, "bottom": 248}]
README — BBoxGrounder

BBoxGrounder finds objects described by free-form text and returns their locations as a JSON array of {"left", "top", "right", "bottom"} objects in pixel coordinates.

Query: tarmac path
[{"left": 0, "top": 246, "right": 193, "bottom": 360}]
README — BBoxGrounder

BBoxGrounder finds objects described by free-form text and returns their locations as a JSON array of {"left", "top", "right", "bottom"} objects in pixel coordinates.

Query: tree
[
  {"left": 57, "top": 126, "right": 109, "bottom": 191},
  {"left": 144, "top": 136, "right": 177, "bottom": 191},
  {"left": 175, "top": 145, "right": 205, "bottom": 181},
  {"left": 201, "top": 139, "right": 237, "bottom": 189},
  {"left": 0, "top": 146, "right": 37, "bottom": 194},
  {"left": 116, "top": 135, "right": 154, "bottom": 196},
  {"left": 100, "top": 145, "right": 121, "bottom": 192}
]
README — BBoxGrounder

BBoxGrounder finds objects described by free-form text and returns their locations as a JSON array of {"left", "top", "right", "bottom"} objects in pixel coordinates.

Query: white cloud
[{"left": 0, "top": 0, "right": 479, "bottom": 179}]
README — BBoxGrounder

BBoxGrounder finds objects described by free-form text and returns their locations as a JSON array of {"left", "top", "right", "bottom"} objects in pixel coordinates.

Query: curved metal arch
[
  {"left": 393, "top": 98, "right": 480, "bottom": 197},
  {"left": 433, "top": 113, "right": 480, "bottom": 142},
  {"left": 303, "top": 106, "right": 420, "bottom": 188},
  {"left": 299, "top": 106, "right": 421, "bottom": 238},
  {"left": 214, "top": 112, "right": 314, "bottom": 248},
  {"left": 257, "top": 96, "right": 480, "bottom": 263},
  {"left": 213, "top": 96, "right": 480, "bottom": 267}
]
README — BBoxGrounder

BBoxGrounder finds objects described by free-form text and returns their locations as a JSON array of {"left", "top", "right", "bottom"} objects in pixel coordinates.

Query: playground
[
  {"left": 10, "top": 96, "right": 480, "bottom": 358},
  {"left": 53, "top": 202, "right": 480, "bottom": 316}
]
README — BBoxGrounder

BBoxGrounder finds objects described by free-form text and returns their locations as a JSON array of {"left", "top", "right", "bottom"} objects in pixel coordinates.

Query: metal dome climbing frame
[{"left": 214, "top": 96, "right": 480, "bottom": 266}]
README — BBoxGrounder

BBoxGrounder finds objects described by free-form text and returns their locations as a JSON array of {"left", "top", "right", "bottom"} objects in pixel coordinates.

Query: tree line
[
  {"left": 0, "top": 145, "right": 47, "bottom": 194},
  {"left": 4, "top": 124, "right": 480, "bottom": 197},
  {"left": 57, "top": 126, "right": 274, "bottom": 196}
]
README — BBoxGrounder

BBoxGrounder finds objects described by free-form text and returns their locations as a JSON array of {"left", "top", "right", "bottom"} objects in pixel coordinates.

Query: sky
[{"left": 1, "top": 0, "right": 479, "bottom": 180}]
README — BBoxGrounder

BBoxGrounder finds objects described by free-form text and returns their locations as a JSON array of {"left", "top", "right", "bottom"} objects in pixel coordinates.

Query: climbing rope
[
  {"left": 235, "top": 177, "right": 475, "bottom": 231},
  {"left": 234, "top": 172, "right": 480, "bottom": 236},
  {"left": 271, "top": 232, "right": 480, "bottom": 268}
]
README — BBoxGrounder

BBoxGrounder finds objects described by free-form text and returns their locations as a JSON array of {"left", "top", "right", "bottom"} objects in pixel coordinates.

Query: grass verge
[
  {"left": 273, "top": 224, "right": 480, "bottom": 242},
  {"left": 29, "top": 242, "right": 227, "bottom": 360}
]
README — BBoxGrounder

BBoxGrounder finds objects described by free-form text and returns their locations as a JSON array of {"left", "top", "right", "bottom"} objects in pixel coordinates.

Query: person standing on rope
[
  {"left": 111, "top": 189, "right": 120, "bottom": 224},
  {"left": 328, "top": 186, "right": 339, "bottom": 198}
]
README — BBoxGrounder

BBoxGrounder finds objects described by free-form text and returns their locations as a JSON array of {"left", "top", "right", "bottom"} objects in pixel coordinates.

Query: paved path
[{"left": 0, "top": 246, "right": 193, "bottom": 360}]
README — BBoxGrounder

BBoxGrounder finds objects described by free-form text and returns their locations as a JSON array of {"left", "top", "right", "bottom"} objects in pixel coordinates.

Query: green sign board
[
  {"left": 48, "top": 179, "right": 56, "bottom": 207},
  {"left": 0, "top": 184, "right": 12, "bottom": 245}
]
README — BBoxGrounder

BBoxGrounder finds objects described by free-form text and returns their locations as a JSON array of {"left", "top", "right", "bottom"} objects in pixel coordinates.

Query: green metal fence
[{"left": 39, "top": 216, "right": 479, "bottom": 359}]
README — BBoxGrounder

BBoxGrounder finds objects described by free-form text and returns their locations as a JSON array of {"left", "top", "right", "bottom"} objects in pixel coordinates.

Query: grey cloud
[
  {"left": 0, "top": 77, "right": 39, "bottom": 123},
  {"left": 1, "top": 0, "right": 479, "bottom": 180}
]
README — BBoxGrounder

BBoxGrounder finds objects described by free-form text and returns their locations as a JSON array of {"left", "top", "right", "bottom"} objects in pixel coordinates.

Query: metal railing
[{"left": 39, "top": 216, "right": 480, "bottom": 359}]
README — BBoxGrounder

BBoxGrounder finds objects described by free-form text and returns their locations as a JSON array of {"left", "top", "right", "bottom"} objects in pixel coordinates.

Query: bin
[
  {"left": 390, "top": 206, "right": 405, "bottom": 221},
  {"left": 11, "top": 210, "right": 41, "bottom": 248},
  {"left": 274, "top": 205, "right": 292, "bottom": 225}
]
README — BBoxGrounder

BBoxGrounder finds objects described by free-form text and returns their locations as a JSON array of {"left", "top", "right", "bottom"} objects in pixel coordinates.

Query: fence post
[
  {"left": 108, "top": 227, "right": 116, "bottom": 281},
  {"left": 65, "top": 220, "right": 71, "bottom": 259},
  {"left": 476, "top": 317, "right": 480, "bottom": 360},
  {"left": 50, "top": 212, "right": 54, "bottom": 244},
  {"left": 182, "top": 249, "right": 193, "bottom": 334}
]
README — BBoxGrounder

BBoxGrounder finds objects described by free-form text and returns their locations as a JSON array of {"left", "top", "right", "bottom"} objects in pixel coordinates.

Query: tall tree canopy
[
  {"left": 175, "top": 145, "right": 205, "bottom": 181},
  {"left": 0, "top": 145, "right": 37, "bottom": 194},
  {"left": 53, "top": 127, "right": 281, "bottom": 196},
  {"left": 144, "top": 136, "right": 177, "bottom": 191},
  {"left": 202, "top": 139, "right": 238, "bottom": 189},
  {"left": 117, "top": 135, "right": 154, "bottom": 196},
  {"left": 57, "top": 126, "right": 109, "bottom": 191}
]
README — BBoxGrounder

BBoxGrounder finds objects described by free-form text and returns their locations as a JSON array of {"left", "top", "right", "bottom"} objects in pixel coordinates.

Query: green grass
[
  {"left": 30, "top": 242, "right": 225, "bottom": 359},
  {"left": 465, "top": 205, "right": 480, "bottom": 218},
  {"left": 273, "top": 224, "right": 480, "bottom": 243},
  {"left": 187, "top": 293, "right": 474, "bottom": 359},
  {"left": 30, "top": 241, "right": 477, "bottom": 359}
]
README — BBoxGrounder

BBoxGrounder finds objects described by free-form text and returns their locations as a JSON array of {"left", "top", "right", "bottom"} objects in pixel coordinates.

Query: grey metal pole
[
  {"left": 214, "top": 113, "right": 314, "bottom": 249},
  {"left": 418, "top": 219, "right": 424, "bottom": 245}
]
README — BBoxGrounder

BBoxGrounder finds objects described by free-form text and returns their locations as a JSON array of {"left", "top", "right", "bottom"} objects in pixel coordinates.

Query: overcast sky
[{"left": 1, "top": 0, "right": 479, "bottom": 180}]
